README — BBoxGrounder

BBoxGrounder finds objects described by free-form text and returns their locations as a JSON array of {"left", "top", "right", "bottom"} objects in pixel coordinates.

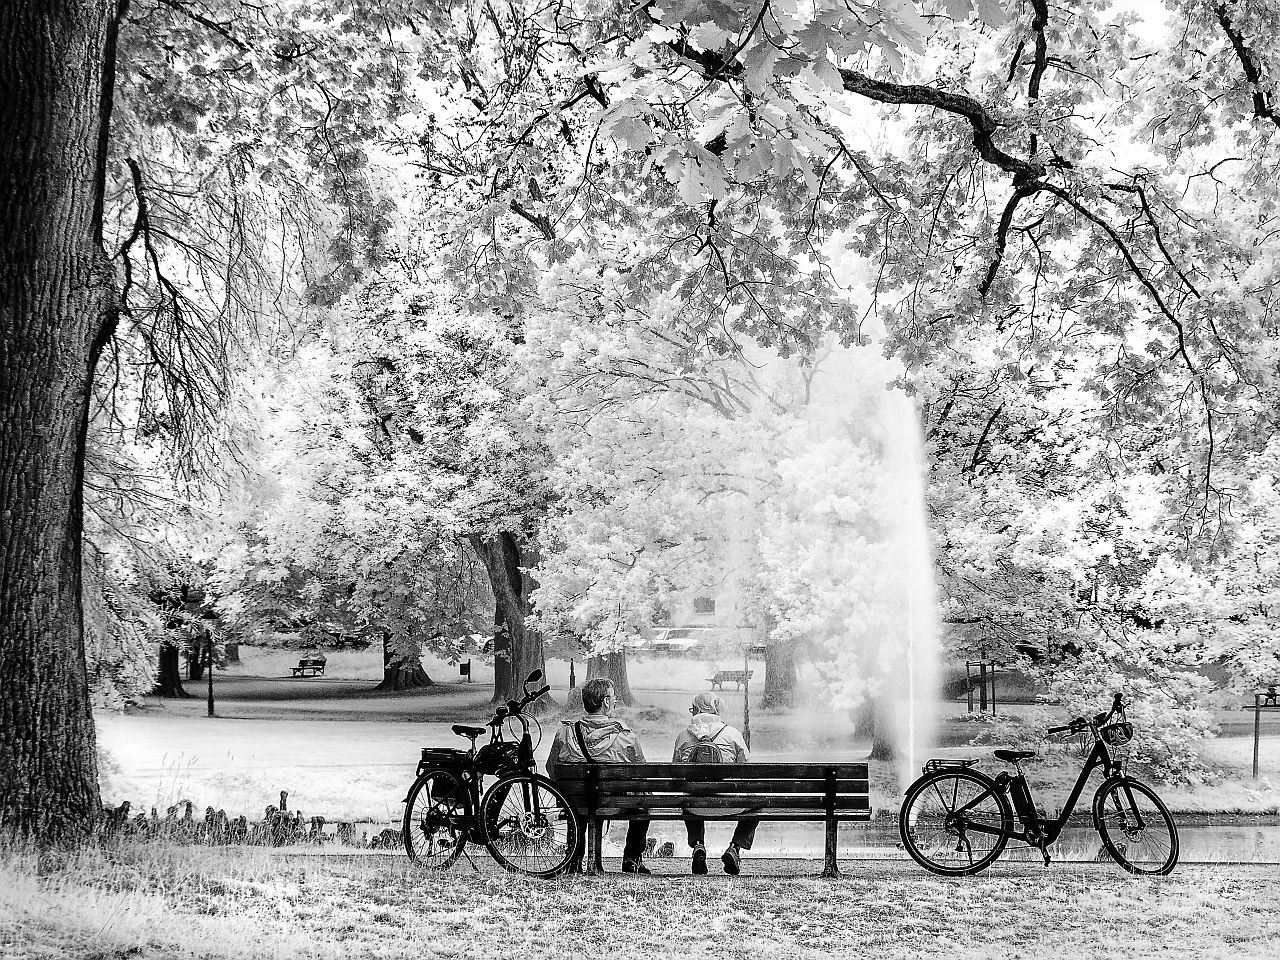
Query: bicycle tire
[
  {"left": 899, "top": 768, "right": 1013, "bottom": 876},
  {"left": 1092, "top": 776, "right": 1179, "bottom": 876},
  {"left": 402, "top": 768, "right": 468, "bottom": 869},
  {"left": 480, "top": 772, "right": 582, "bottom": 878}
]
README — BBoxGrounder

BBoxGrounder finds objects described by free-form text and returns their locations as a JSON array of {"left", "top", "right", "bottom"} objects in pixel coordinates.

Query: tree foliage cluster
[{"left": 8, "top": 0, "right": 1280, "bottom": 837}]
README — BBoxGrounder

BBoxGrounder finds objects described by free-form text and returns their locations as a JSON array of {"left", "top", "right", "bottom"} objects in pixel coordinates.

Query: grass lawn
[{"left": 3, "top": 842, "right": 1278, "bottom": 960}]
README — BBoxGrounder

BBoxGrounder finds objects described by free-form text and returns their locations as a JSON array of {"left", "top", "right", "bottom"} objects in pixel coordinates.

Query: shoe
[
  {"left": 621, "top": 859, "right": 651, "bottom": 874},
  {"left": 692, "top": 846, "right": 707, "bottom": 875},
  {"left": 721, "top": 844, "right": 740, "bottom": 876}
]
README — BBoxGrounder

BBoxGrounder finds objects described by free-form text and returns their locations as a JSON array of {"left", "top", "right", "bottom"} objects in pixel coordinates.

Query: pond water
[{"left": 326, "top": 819, "right": 1280, "bottom": 863}]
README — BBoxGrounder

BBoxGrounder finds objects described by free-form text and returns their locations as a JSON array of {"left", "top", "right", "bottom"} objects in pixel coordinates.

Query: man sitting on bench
[
  {"left": 546, "top": 677, "right": 652, "bottom": 874},
  {"left": 673, "top": 692, "right": 759, "bottom": 876}
]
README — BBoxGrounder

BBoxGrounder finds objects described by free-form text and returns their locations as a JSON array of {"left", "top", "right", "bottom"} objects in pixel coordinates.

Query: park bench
[
  {"left": 707, "top": 669, "right": 752, "bottom": 690},
  {"left": 556, "top": 762, "right": 870, "bottom": 876},
  {"left": 290, "top": 657, "right": 326, "bottom": 678}
]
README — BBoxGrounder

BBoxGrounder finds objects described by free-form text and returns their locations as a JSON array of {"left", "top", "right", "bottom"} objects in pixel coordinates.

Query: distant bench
[
  {"left": 290, "top": 658, "right": 326, "bottom": 678},
  {"left": 556, "top": 762, "right": 870, "bottom": 876},
  {"left": 708, "top": 669, "right": 752, "bottom": 690}
]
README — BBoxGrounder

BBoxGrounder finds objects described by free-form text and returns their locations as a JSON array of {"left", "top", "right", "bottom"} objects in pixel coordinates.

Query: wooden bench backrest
[{"left": 555, "top": 762, "right": 870, "bottom": 820}]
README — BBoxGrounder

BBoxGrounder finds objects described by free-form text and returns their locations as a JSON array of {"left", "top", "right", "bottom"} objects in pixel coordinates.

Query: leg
[
  {"left": 683, "top": 814, "right": 705, "bottom": 849},
  {"left": 730, "top": 817, "right": 759, "bottom": 851},
  {"left": 622, "top": 816, "right": 651, "bottom": 862}
]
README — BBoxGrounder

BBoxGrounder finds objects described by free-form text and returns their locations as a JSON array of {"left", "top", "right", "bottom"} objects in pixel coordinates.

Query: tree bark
[
  {"left": 586, "top": 649, "right": 636, "bottom": 707},
  {"left": 0, "top": 0, "right": 120, "bottom": 842},
  {"left": 223, "top": 642, "right": 240, "bottom": 664},
  {"left": 154, "top": 643, "right": 189, "bottom": 698},
  {"left": 469, "top": 532, "right": 551, "bottom": 712},
  {"left": 761, "top": 637, "right": 798, "bottom": 709},
  {"left": 373, "top": 631, "right": 434, "bottom": 691}
]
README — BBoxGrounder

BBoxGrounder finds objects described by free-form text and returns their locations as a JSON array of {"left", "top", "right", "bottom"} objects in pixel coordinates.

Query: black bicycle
[
  {"left": 401, "top": 669, "right": 582, "bottom": 878},
  {"left": 899, "top": 693, "right": 1179, "bottom": 876}
]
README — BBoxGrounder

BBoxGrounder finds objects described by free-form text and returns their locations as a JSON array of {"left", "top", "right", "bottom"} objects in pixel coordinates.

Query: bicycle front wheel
[
  {"left": 1092, "top": 776, "right": 1179, "bottom": 876},
  {"left": 402, "top": 769, "right": 468, "bottom": 869},
  {"left": 480, "top": 773, "right": 581, "bottom": 878},
  {"left": 899, "top": 769, "right": 1013, "bottom": 876}
]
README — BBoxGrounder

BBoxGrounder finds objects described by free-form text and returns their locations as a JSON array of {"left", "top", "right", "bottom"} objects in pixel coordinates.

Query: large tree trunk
[
  {"left": 853, "top": 697, "right": 895, "bottom": 762},
  {"left": 0, "top": 0, "right": 120, "bottom": 842},
  {"left": 761, "top": 637, "right": 798, "bottom": 709},
  {"left": 488, "top": 607, "right": 512, "bottom": 705},
  {"left": 469, "top": 532, "right": 551, "bottom": 713},
  {"left": 373, "top": 631, "right": 434, "bottom": 692},
  {"left": 186, "top": 644, "right": 205, "bottom": 682},
  {"left": 154, "top": 643, "right": 189, "bottom": 698},
  {"left": 586, "top": 650, "right": 636, "bottom": 707}
]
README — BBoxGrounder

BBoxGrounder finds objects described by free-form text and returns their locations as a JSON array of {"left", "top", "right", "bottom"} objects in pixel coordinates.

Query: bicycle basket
[
  {"left": 1100, "top": 722, "right": 1133, "bottom": 746},
  {"left": 474, "top": 741, "right": 521, "bottom": 775}
]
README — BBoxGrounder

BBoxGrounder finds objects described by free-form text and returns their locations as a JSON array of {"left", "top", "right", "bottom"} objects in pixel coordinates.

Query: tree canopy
[{"left": 7, "top": 0, "right": 1280, "bottom": 838}]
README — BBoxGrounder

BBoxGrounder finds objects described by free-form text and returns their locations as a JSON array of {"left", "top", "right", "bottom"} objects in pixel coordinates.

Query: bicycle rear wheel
[
  {"left": 480, "top": 773, "right": 581, "bottom": 878},
  {"left": 1092, "top": 776, "right": 1179, "bottom": 876},
  {"left": 402, "top": 769, "right": 468, "bottom": 868},
  {"left": 899, "top": 769, "right": 1013, "bottom": 876}
]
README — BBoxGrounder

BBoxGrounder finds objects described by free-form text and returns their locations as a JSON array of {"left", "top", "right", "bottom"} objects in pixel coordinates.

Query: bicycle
[
  {"left": 899, "top": 692, "right": 1179, "bottom": 876},
  {"left": 401, "top": 669, "right": 583, "bottom": 878}
]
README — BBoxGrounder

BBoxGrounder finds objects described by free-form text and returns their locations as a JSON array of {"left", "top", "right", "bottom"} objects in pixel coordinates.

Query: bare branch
[{"left": 1213, "top": 3, "right": 1280, "bottom": 128}]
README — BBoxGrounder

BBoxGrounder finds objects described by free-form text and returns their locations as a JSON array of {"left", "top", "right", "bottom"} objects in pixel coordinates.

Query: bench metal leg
[
  {"left": 587, "top": 819, "right": 604, "bottom": 875},
  {"left": 822, "top": 816, "right": 839, "bottom": 878}
]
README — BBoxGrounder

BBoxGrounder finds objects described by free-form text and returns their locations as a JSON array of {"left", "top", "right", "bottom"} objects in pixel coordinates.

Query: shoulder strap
[
  {"left": 573, "top": 722, "right": 597, "bottom": 764},
  {"left": 704, "top": 723, "right": 727, "bottom": 742}
]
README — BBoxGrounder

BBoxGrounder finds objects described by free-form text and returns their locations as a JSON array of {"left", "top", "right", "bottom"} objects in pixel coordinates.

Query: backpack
[{"left": 686, "top": 724, "right": 727, "bottom": 763}]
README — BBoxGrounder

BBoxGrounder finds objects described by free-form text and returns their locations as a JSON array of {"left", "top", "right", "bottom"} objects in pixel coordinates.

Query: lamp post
[{"left": 1245, "top": 685, "right": 1280, "bottom": 779}]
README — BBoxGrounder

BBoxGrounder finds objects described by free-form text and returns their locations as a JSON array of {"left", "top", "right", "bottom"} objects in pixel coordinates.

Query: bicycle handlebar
[
  {"left": 1047, "top": 693, "right": 1126, "bottom": 737},
  {"left": 485, "top": 679, "right": 551, "bottom": 730}
]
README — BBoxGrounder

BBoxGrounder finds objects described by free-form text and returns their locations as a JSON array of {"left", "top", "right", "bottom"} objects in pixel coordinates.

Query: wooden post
[
  {"left": 742, "top": 650, "right": 751, "bottom": 750},
  {"left": 205, "top": 633, "right": 215, "bottom": 717},
  {"left": 967, "top": 661, "right": 974, "bottom": 713}
]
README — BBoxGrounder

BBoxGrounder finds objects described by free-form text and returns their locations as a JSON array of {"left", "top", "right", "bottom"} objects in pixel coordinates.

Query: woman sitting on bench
[{"left": 673, "top": 693, "right": 759, "bottom": 876}]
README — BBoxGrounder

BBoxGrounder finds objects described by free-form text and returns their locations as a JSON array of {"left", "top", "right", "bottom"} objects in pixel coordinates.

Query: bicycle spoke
[
  {"left": 483, "top": 776, "right": 578, "bottom": 876},
  {"left": 1094, "top": 779, "right": 1177, "bottom": 876},
  {"left": 901, "top": 771, "right": 1009, "bottom": 875}
]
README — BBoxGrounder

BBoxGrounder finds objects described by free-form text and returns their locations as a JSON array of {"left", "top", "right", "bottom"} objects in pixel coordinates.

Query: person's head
[
  {"left": 581, "top": 678, "right": 616, "bottom": 715},
  {"left": 689, "top": 692, "right": 722, "bottom": 717}
]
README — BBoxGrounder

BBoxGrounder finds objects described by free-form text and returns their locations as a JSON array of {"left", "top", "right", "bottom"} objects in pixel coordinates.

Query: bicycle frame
[
  {"left": 407, "top": 671, "right": 551, "bottom": 842},
  {"left": 952, "top": 733, "right": 1140, "bottom": 848}
]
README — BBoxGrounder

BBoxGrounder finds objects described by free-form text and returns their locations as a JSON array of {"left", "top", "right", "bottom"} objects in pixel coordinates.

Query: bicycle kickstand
[{"left": 1037, "top": 841, "right": 1052, "bottom": 866}]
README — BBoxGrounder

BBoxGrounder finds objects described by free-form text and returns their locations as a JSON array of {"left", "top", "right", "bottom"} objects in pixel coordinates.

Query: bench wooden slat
[
  {"left": 578, "top": 795, "right": 870, "bottom": 810},
  {"left": 555, "top": 763, "right": 867, "bottom": 780},
  {"left": 559, "top": 778, "right": 868, "bottom": 795},
  {"left": 593, "top": 806, "right": 870, "bottom": 819}
]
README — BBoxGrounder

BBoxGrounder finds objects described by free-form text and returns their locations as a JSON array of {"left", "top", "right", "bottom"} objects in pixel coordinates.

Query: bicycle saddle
[
  {"left": 993, "top": 749, "right": 1037, "bottom": 763},
  {"left": 452, "top": 724, "right": 486, "bottom": 739}
]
